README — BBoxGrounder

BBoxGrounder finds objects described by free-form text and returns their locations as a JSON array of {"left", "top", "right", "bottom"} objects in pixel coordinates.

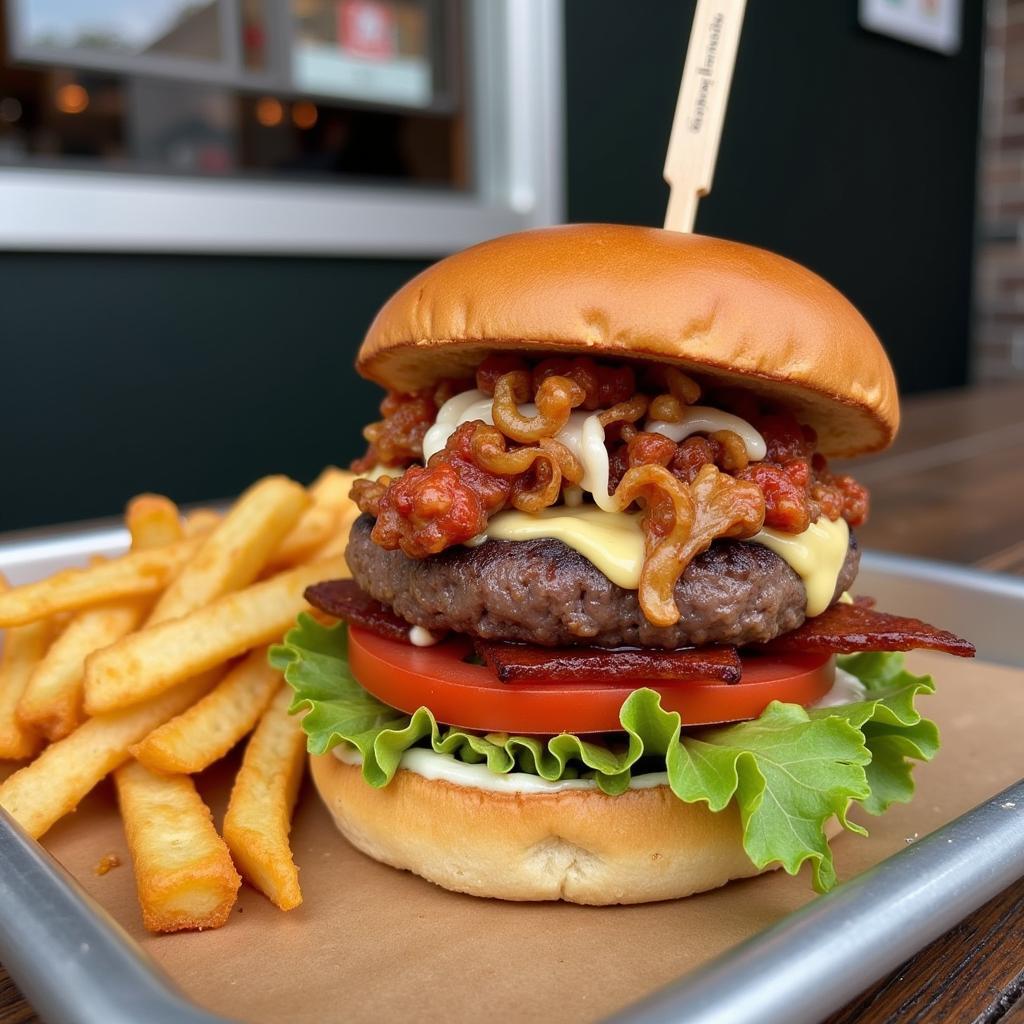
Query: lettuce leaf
[{"left": 271, "top": 616, "right": 939, "bottom": 892}]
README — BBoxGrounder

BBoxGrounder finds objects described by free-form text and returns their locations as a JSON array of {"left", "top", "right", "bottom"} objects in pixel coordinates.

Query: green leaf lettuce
[{"left": 270, "top": 615, "right": 938, "bottom": 892}]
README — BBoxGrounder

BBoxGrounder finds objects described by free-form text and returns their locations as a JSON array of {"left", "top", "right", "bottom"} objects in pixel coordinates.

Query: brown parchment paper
[{"left": 12, "top": 652, "right": 1024, "bottom": 1024}]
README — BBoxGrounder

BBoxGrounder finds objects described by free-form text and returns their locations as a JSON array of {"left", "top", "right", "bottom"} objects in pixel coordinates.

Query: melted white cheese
[
  {"left": 422, "top": 390, "right": 765, "bottom": 515},
  {"left": 747, "top": 516, "right": 850, "bottom": 616},
  {"left": 485, "top": 507, "right": 645, "bottom": 589},
  {"left": 482, "top": 506, "right": 849, "bottom": 617},
  {"left": 422, "top": 391, "right": 618, "bottom": 511},
  {"left": 331, "top": 668, "right": 864, "bottom": 794},
  {"left": 647, "top": 407, "right": 767, "bottom": 461},
  {"left": 421, "top": 389, "right": 495, "bottom": 463}
]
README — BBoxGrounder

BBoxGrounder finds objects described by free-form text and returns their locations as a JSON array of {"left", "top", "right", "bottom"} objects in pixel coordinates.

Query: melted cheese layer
[
  {"left": 482, "top": 507, "right": 849, "bottom": 617},
  {"left": 486, "top": 507, "right": 645, "bottom": 589},
  {"left": 748, "top": 517, "right": 849, "bottom": 616}
]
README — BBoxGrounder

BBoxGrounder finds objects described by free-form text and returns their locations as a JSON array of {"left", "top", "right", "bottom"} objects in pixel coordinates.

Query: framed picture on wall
[{"left": 859, "top": 0, "right": 962, "bottom": 55}]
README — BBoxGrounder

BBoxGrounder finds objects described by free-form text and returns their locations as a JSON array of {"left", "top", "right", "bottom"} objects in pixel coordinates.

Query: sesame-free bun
[
  {"left": 310, "top": 753, "right": 841, "bottom": 904},
  {"left": 357, "top": 224, "right": 898, "bottom": 457}
]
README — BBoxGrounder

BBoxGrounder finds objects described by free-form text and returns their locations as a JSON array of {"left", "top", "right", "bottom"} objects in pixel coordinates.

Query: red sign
[{"left": 338, "top": 0, "right": 395, "bottom": 59}]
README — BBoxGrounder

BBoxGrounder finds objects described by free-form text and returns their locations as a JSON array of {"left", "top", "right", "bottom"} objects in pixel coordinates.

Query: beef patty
[{"left": 345, "top": 514, "right": 859, "bottom": 649}]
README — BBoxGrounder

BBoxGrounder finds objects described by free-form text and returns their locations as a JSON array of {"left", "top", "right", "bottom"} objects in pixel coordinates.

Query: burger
[{"left": 272, "top": 224, "right": 973, "bottom": 904}]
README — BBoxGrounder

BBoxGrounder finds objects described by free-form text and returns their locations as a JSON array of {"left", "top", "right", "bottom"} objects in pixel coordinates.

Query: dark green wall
[
  {"left": 0, "top": 1, "right": 985, "bottom": 532},
  {"left": 2, "top": 254, "right": 427, "bottom": 530}
]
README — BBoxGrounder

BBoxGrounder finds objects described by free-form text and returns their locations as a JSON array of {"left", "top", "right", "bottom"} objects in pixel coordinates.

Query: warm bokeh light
[
  {"left": 292, "top": 101, "right": 318, "bottom": 130},
  {"left": 55, "top": 84, "right": 89, "bottom": 115},
  {"left": 255, "top": 96, "right": 284, "bottom": 127}
]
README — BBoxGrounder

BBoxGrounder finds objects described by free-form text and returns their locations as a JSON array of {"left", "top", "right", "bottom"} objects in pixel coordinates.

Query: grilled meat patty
[{"left": 345, "top": 514, "right": 859, "bottom": 649}]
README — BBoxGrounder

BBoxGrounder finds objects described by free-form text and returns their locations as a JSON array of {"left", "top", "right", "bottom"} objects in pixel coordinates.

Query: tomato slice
[{"left": 348, "top": 625, "right": 835, "bottom": 735}]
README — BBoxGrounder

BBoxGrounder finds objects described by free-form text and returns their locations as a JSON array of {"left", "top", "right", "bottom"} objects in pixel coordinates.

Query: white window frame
[{"left": 0, "top": 0, "right": 564, "bottom": 257}]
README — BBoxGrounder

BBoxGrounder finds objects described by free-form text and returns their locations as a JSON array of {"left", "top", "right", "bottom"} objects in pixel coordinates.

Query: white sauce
[
  {"left": 563, "top": 485, "right": 585, "bottom": 508},
  {"left": 422, "top": 390, "right": 766, "bottom": 517},
  {"left": 421, "top": 389, "right": 495, "bottom": 462},
  {"left": 333, "top": 667, "right": 866, "bottom": 794},
  {"left": 409, "top": 625, "right": 441, "bottom": 647},
  {"left": 333, "top": 743, "right": 669, "bottom": 794},
  {"left": 647, "top": 407, "right": 767, "bottom": 462},
  {"left": 809, "top": 666, "right": 866, "bottom": 708}
]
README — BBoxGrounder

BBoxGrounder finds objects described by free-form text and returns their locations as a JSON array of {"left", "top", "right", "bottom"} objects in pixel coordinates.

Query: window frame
[{"left": 0, "top": 0, "right": 564, "bottom": 256}]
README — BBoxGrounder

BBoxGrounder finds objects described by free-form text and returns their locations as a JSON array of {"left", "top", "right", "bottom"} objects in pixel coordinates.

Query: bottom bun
[{"left": 310, "top": 754, "right": 841, "bottom": 905}]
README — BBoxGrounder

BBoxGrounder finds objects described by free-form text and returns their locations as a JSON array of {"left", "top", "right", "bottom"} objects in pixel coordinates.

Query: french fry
[
  {"left": 126, "top": 494, "right": 183, "bottom": 549},
  {"left": 115, "top": 760, "right": 240, "bottom": 932},
  {"left": 16, "top": 597, "right": 142, "bottom": 741},
  {"left": 145, "top": 475, "right": 309, "bottom": 627},
  {"left": 308, "top": 499, "right": 361, "bottom": 560},
  {"left": 17, "top": 497, "right": 184, "bottom": 740},
  {"left": 265, "top": 506, "right": 336, "bottom": 571},
  {"left": 84, "top": 557, "right": 346, "bottom": 715},
  {"left": 132, "top": 648, "right": 280, "bottom": 774},
  {"left": 267, "top": 468, "right": 357, "bottom": 570},
  {"left": 0, "top": 575, "right": 52, "bottom": 760},
  {"left": 183, "top": 508, "right": 222, "bottom": 537},
  {"left": 0, "top": 538, "right": 201, "bottom": 628},
  {"left": 223, "top": 687, "right": 306, "bottom": 911},
  {"left": 0, "top": 674, "right": 216, "bottom": 838}
]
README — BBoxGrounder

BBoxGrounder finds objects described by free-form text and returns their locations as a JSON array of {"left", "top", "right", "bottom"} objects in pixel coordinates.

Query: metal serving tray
[{"left": 1, "top": 520, "right": 1022, "bottom": 1024}]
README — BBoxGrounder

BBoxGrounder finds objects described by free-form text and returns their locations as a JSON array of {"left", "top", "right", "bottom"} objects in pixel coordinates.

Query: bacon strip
[
  {"left": 304, "top": 579, "right": 410, "bottom": 644},
  {"left": 475, "top": 640, "right": 742, "bottom": 685},
  {"left": 759, "top": 602, "right": 975, "bottom": 658}
]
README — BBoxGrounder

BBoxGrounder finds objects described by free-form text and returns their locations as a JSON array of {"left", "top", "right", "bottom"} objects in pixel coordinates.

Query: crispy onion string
[
  {"left": 711, "top": 429, "right": 750, "bottom": 472},
  {"left": 605, "top": 463, "right": 764, "bottom": 627},
  {"left": 471, "top": 425, "right": 583, "bottom": 513},
  {"left": 598, "top": 394, "right": 649, "bottom": 428},
  {"left": 607, "top": 464, "right": 696, "bottom": 627},
  {"left": 531, "top": 357, "right": 635, "bottom": 410},
  {"left": 666, "top": 368, "right": 702, "bottom": 406},
  {"left": 647, "top": 369, "right": 701, "bottom": 424},
  {"left": 492, "top": 372, "right": 585, "bottom": 443}
]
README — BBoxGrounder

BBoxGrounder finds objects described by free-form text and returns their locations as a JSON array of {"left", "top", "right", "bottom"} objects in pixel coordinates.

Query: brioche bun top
[{"left": 356, "top": 224, "right": 898, "bottom": 457}]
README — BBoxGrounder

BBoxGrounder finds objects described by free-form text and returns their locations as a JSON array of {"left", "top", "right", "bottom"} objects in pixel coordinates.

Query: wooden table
[{"left": 2, "top": 384, "right": 1023, "bottom": 1024}]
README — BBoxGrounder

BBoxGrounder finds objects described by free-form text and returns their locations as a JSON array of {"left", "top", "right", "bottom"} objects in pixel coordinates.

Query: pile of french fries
[{"left": 0, "top": 469, "right": 358, "bottom": 932}]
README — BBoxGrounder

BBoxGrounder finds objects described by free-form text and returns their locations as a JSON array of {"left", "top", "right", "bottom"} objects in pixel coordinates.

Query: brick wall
[{"left": 977, "top": 0, "right": 1024, "bottom": 380}]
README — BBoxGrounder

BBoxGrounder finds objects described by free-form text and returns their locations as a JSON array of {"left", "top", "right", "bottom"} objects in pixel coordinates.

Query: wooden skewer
[{"left": 663, "top": 0, "right": 748, "bottom": 233}]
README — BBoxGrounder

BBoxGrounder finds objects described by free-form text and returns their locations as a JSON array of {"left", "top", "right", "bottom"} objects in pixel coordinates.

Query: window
[{"left": 0, "top": 0, "right": 563, "bottom": 254}]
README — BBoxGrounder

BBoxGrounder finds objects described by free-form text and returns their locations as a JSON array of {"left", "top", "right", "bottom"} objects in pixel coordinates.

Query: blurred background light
[
  {"left": 255, "top": 96, "right": 284, "bottom": 128},
  {"left": 54, "top": 82, "right": 88, "bottom": 115},
  {"left": 292, "top": 101, "right": 318, "bottom": 130}
]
